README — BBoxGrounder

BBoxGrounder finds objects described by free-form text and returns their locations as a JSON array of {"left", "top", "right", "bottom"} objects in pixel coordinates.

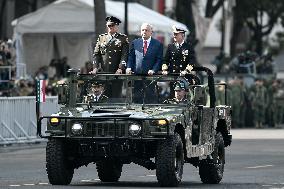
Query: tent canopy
[
  {"left": 12, "top": 0, "right": 187, "bottom": 76},
  {"left": 13, "top": 0, "right": 187, "bottom": 35}
]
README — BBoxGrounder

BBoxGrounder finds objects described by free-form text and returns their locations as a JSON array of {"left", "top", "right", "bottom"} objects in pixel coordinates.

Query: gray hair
[{"left": 141, "top": 23, "right": 153, "bottom": 32}]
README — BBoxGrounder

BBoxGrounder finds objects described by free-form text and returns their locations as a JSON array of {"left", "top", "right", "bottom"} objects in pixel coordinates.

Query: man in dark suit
[
  {"left": 126, "top": 23, "right": 163, "bottom": 103},
  {"left": 126, "top": 23, "right": 163, "bottom": 75},
  {"left": 162, "top": 25, "right": 196, "bottom": 75}
]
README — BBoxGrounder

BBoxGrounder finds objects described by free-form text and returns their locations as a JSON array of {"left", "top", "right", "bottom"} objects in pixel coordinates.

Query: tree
[
  {"left": 205, "top": 0, "right": 225, "bottom": 18},
  {"left": 175, "top": 0, "right": 225, "bottom": 55},
  {"left": 94, "top": 0, "right": 106, "bottom": 40},
  {"left": 231, "top": 0, "right": 284, "bottom": 55},
  {"left": 175, "top": 0, "right": 196, "bottom": 45}
]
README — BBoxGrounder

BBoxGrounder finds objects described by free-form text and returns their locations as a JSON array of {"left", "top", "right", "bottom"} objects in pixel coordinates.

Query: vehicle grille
[{"left": 85, "top": 121, "right": 128, "bottom": 137}]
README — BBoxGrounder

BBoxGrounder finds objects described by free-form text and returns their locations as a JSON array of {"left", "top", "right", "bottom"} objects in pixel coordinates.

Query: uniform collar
[
  {"left": 175, "top": 40, "right": 184, "bottom": 48},
  {"left": 108, "top": 32, "right": 118, "bottom": 38}
]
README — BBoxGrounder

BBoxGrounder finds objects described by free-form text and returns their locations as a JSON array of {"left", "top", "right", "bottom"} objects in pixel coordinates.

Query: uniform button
[
  {"left": 109, "top": 62, "right": 111, "bottom": 64},
  {"left": 109, "top": 56, "right": 111, "bottom": 58},
  {"left": 114, "top": 50, "right": 117, "bottom": 52},
  {"left": 180, "top": 65, "right": 183, "bottom": 67}
]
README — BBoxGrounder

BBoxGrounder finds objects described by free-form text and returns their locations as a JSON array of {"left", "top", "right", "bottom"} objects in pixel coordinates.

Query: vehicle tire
[
  {"left": 156, "top": 133, "right": 184, "bottom": 187},
  {"left": 46, "top": 138, "right": 74, "bottom": 185},
  {"left": 199, "top": 132, "right": 225, "bottom": 184},
  {"left": 96, "top": 159, "right": 122, "bottom": 182}
]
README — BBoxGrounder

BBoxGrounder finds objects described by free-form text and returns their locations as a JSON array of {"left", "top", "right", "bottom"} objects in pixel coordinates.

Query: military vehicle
[{"left": 37, "top": 66, "right": 232, "bottom": 187}]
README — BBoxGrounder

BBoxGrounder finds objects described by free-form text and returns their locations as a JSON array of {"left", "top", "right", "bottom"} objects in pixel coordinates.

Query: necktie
[{"left": 143, "top": 40, "right": 148, "bottom": 55}]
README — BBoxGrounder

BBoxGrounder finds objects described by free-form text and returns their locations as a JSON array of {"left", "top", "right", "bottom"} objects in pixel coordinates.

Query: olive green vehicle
[{"left": 37, "top": 66, "right": 232, "bottom": 187}]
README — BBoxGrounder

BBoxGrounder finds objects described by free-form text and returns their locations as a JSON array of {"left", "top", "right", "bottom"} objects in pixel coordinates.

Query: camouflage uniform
[
  {"left": 267, "top": 83, "right": 278, "bottom": 127},
  {"left": 229, "top": 79, "right": 244, "bottom": 127},
  {"left": 163, "top": 98, "right": 188, "bottom": 104},
  {"left": 250, "top": 80, "right": 267, "bottom": 128},
  {"left": 215, "top": 85, "right": 225, "bottom": 105}
]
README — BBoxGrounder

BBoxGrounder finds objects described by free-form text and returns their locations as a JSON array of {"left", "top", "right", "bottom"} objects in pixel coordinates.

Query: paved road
[{"left": 1, "top": 129, "right": 284, "bottom": 189}]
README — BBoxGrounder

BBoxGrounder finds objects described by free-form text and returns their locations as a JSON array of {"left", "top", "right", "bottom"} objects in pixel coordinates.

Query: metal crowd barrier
[{"left": 0, "top": 96, "right": 59, "bottom": 145}]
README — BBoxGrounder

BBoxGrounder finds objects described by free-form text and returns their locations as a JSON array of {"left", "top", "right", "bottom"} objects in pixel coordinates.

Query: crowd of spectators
[{"left": 0, "top": 45, "right": 71, "bottom": 97}]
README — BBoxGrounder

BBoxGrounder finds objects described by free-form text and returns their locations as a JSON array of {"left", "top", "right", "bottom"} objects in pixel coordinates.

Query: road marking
[
  {"left": 94, "top": 179, "right": 101, "bottom": 181},
  {"left": 38, "top": 182, "right": 49, "bottom": 185},
  {"left": 246, "top": 165, "right": 274, "bottom": 169},
  {"left": 262, "top": 185, "right": 272, "bottom": 186},
  {"left": 81, "top": 179, "right": 92, "bottom": 182},
  {"left": 9, "top": 185, "right": 20, "bottom": 187},
  {"left": 23, "top": 184, "right": 35, "bottom": 186}
]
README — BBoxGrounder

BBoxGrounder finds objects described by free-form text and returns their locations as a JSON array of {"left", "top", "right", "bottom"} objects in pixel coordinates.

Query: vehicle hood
[{"left": 53, "top": 105, "right": 186, "bottom": 121}]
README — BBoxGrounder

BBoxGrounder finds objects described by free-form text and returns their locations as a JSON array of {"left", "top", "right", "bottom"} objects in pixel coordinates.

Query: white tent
[{"left": 12, "top": 0, "right": 187, "bottom": 75}]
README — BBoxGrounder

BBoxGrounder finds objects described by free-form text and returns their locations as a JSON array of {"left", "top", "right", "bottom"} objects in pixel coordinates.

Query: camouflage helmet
[
  {"left": 91, "top": 81, "right": 104, "bottom": 87},
  {"left": 174, "top": 79, "right": 189, "bottom": 91}
]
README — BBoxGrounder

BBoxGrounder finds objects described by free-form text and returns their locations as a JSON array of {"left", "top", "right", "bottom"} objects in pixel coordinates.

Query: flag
[{"left": 36, "top": 80, "right": 46, "bottom": 102}]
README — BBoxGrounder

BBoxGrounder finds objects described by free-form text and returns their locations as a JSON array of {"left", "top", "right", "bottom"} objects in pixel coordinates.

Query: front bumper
[{"left": 37, "top": 116, "right": 169, "bottom": 139}]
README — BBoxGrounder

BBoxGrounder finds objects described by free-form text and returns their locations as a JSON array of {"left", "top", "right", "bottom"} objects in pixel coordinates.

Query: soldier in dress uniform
[
  {"left": 162, "top": 25, "right": 196, "bottom": 75},
  {"left": 92, "top": 16, "right": 129, "bottom": 98},
  {"left": 164, "top": 80, "right": 190, "bottom": 104},
  {"left": 83, "top": 82, "right": 108, "bottom": 103},
  {"left": 92, "top": 16, "right": 129, "bottom": 74}
]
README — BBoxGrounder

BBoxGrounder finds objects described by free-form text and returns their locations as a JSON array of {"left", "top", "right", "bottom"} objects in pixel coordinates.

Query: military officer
[
  {"left": 92, "top": 16, "right": 129, "bottom": 97},
  {"left": 92, "top": 16, "right": 129, "bottom": 74},
  {"left": 83, "top": 82, "right": 108, "bottom": 103},
  {"left": 162, "top": 25, "right": 196, "bottom": 75},
  {"left": 164, "top": 80, "right": 190, "bottom": 104}
]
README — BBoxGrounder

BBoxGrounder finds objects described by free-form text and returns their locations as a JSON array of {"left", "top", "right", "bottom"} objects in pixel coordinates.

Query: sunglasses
[{"left": 107, "top": 24, "right": 115, "bottom": 28}]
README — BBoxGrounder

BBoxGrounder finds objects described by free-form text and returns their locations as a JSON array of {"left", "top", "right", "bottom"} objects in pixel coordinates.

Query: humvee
[{"left": 37, "top": 66, "right": 232, "bottom": 187}]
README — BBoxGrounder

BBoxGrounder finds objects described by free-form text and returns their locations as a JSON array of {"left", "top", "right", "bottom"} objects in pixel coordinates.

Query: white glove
[
  {"left": 126, "top": 68, "right": 132, "bottom": 74},
  {"left": 115, "top": 68, "right": 123, "bottom": 74},
  {"left": 89, "top": 68, "right": 98, "bottom": 74},
  {"left": 148, "top": 70, "right": 154, "bottom": 75},
  {"left": 162, "top": 70, "right": 168, "bottom": 75},
  {"left": 180, "top": 70, "right": 187, "bottom": 76}
]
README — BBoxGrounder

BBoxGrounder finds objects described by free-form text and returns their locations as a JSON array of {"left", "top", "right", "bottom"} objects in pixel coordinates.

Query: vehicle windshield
[{"left": 76, "top": 74, "right": 197, "bottom": 105}]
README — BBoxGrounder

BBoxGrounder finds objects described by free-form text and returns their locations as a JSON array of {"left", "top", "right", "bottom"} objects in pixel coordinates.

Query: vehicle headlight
[
  {"left": 50, "top": 117, "right": 60, "bottom": 126},
  {"left": 151, "top": 119, "right": 168, "bottom": 127},
  {"left": 71, "top": 123, "right": 83, "bottom": 135},
  {"left": 129, "top": 123, "right": 141, "bottom": 136}
]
